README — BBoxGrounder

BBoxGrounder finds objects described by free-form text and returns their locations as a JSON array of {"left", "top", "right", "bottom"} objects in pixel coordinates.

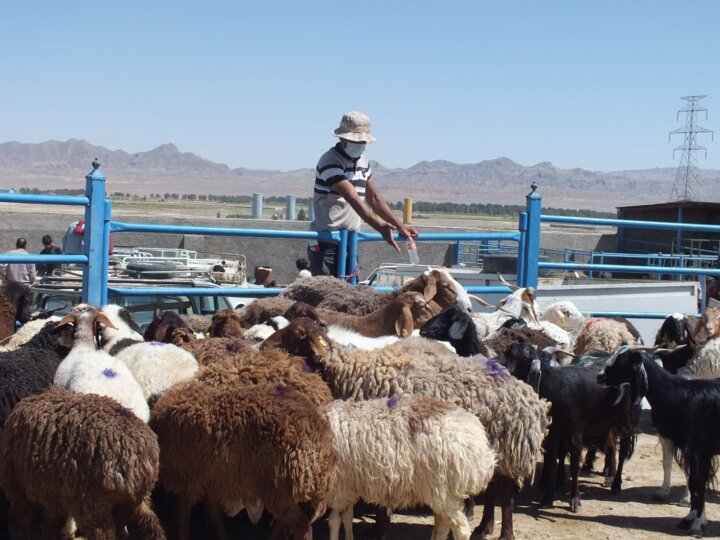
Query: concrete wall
[{"left": 0, "top": 211, "right": 615, "bottom": 284}]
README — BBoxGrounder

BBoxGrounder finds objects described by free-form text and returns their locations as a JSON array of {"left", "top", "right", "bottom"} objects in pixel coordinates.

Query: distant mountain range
[{"left": 0, "top": 139, "right": 718, "bottom": 211}]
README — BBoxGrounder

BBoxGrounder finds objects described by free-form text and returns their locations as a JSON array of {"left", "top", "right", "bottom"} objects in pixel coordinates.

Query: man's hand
[
  {"left": 398, "top": 225, "right": 419, "bottom": 240},
  {"left": 379, "top": 223, "right": 400, "bottom": 252}
]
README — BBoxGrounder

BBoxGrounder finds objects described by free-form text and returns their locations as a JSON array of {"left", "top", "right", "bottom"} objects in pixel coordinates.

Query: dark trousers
[{"left": 307, "top": 241, "right": 353, "bottom": 279}]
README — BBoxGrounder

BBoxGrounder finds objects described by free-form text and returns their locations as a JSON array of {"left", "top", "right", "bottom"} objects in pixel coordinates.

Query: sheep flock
[{"left": 0, "top": 270, "right": 716, "bottom": 539}]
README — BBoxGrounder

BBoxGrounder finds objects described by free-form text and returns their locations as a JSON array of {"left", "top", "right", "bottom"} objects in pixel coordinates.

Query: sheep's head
[
  {"left": 208, "top": 309, "right": 245, "bottom": 338},
  {"left": 56, "top": 304, "right": 118, "bottom": 350},
  {"left": 420, "top": 306, "right": 472, "bottom": 342},
  {"left": 405, "top": 269, "right": 472, "bottom": 313},
  {"left": 283, "top": 301, "right": 326, "bottom": 326},
  {"left": 171, "top": 327, "right": 198, "bottom": 345},
  {"left": 541, "top": 300, "right": 585, "bottom": 333},
  {"left": 260, "top": 318, "right": 329, "bottom": 364},
  {"left": 145, "top": 311, "right": 190, "bottom": 343},
  {"left": 654, "top": 313, "right": 695, "bottom": 349},
  {"left": 702, "top": 306, "right": 720, "bottom": 339},
  {"left": 97, "top": 304, "right": 143, "bottom": 347},
  {"left": 390, "top": 292, "right": 437, "bottom": 338}
]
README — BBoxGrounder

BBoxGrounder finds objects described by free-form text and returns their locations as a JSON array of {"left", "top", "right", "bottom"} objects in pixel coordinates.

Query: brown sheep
[
  {"left": 197, "top": 347, "right": 333, "bottom": 407},
  {"left": 150, "top": 380, "right": 336, "bottom": 540},
  {"left": 207, "top": 309, "right": 246, "bottom": 338},
  {"left": 170, "top": 327, "right": 253, "bottom": 366},
  {"left": 0, "top": 387, "right": 164, "bottom": 540}
]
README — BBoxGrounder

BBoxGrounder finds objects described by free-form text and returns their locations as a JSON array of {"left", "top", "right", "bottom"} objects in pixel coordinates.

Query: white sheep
[
  {"left": 99, "top": 305, "right": 200, "bottom": 400},
  {"left": 325, "top": 395, "right": 496, "bottom": 540},
  {"left": 53, "top": 305, "right": 150, "bottom": 422}
]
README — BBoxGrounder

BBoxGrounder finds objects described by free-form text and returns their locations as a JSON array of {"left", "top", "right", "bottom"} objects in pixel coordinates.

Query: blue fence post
[
  {"left": 348, "top": 230, "right": 358, "bottom": 284},
  {"left": 524, "top": 184, "right": 542, "bottom": 288},
  {"left": 517, "top": 211, "right": 528, "bottom": 287},
  {"left": 100, "top": 199, "right": 112, "bottom": 305},
  {"left": 337, "top": 229, "right": 348, "bottom": 280},
  {"left": 82, "top": 160, "right": 108, "bottom": 305}
]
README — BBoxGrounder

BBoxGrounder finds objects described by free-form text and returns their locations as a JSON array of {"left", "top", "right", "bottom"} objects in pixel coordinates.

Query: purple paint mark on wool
[
  {"left": 682, "top": 374, "right": 695, "bottom": 381},
  {"left": 386, "top": 396, "right": 400, "bottom": 408},
  {"left": 102, "top": 368, "right": 118, "bottom": 379},
  {"left": 226, "top": 341, "right": 244, "bottom": 354},
  {"left": 479, "top": 358, "right": 509, "bottom": 378},
  {"left": 150, "top": 341, "right": 164, "bottom": 347}
]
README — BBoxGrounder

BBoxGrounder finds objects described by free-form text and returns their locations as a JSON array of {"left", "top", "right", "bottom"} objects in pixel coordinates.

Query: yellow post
[{"left": 403, "top": 198, "right": 413, "bottom": 224}]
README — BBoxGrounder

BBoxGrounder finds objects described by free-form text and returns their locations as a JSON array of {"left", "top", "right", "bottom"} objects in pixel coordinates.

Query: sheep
[
  {"left": 263, "top": 317, "right": 551, "bottom": 540},
  {"left": 179, "top": 313, "right": 213, "bottom": 334},
  {"left": 144, "top": 310, "right": 191, "bottom": 343},
  {"left": 170, "top": 327, "right": 254, "bottom": 366},
  {"left": 53, "top": 305, "right": 150, "bottom": 422},
  {"left": 321, "top": 291, "right": 438, "bottom": 338},
  {"left": 234, "top": 295, "right": 298, "bottom": 328},
  {"left": 500, "top": 342, "right": 636, "bottom": 511},
  {"left": 0, "top": 319, "right": 75, "bottom": 428},
  {"left": 542, "top": 300, "right": 643, "bottom": 347},
  {"left": 0, "top": 387, "right": 164, "bottom": 540},
  {"left": 207, "top": 308, "right": 246, "bottom": 338},
  {"left": 281, "top": 269, "right": 473, "bottom": 316},
  {"left": 0, "top": 282, "right": 32, "bottom": 341},
  {"left": 573, "top": 318, "right": 638, "bottom": 356},
  {"left": 93, "top": 306, "right": 200, "bottom": 402},
  {"left": 0, "top": 315, "right": 61, "bottom": 352},
  {"left": 195, "top": 346, "right": 333, "bottom": 407},
  {"left": 325, "top": 395, "right": 496, "bottom": 540},
  {"left": 598, "top": 346, "right": 720, "bottom": 537},
  {"left": 150, "top": 379, "right": 336, "bottom": 540}
]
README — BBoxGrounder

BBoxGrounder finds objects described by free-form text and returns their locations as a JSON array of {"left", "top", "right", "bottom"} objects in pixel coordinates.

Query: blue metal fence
[{"left": 3, "top": 165, "right": 720, "bottom": 320}]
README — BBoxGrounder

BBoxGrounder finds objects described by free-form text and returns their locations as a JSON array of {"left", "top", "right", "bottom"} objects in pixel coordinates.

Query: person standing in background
[
  {"left": 37, "top": 234, "right": 63, "bottom": 276},
  {"left": 1, "top": 238, "right": 36, "bottom": 285}
]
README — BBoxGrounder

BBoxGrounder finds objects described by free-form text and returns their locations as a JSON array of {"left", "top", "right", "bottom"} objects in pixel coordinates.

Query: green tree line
[{"left": 17, "top": 188, "right": 614, "bottom": 218}]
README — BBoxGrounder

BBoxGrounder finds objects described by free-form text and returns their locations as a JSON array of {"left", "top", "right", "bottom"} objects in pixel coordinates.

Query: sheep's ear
[
  {"left": 421, "top": 272, "right": 437, "bottom": 302},
  {"left": 56, "top": 313, "right": 75, "bottom": 328},
  {"left": 95, "top": 312, "right": 119, "bottom": 330},
  {"left": 155, "top": 320, "right": 172, "bottom": 342},
  {"left": 448, "top": 318, "right": 468, "bottom": 340},
  {"left": 395, "top": 306, "right": 414, "bottom": 338}
]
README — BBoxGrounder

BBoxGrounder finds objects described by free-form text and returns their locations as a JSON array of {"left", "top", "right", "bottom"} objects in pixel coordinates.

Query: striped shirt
[{"left": 311, "top": 143, "right": 372, "bottom": 233}]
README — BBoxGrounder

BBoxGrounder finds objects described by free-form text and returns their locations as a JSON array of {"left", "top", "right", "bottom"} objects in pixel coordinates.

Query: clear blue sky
[{"left": 1, "top": 0, "right": 718, "bottom": 172}]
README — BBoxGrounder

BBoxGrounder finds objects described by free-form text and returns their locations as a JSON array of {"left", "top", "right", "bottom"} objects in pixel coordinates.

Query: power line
[{"left": 668, "top": 95, "right": 714, "bottom": 201}]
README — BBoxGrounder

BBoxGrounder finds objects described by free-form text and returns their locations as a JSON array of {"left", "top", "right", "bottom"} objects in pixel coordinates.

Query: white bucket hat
[{"left": 331, "top": 111, "right": 376, "bottom": 143}]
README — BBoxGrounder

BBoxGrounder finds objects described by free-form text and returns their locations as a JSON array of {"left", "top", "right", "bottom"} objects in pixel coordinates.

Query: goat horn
[
  {"left": 653, "top": 344, "right": 687, "bottom": 353},
  {"left": 467, "top": 294, "right": 493, "bottom": 307},
  {"left": 612, "top": 383, "right": 627, "bottom": 406},
  {"left": 496, "top": 273, "right": 520, "bottom": 291}
]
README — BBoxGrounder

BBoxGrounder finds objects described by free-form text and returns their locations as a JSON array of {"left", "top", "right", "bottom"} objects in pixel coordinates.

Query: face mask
[{"left": 343, "top": 141, "right": 366, "bottom": 158}]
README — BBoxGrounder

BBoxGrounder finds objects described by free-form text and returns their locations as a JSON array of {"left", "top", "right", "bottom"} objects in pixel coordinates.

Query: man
[
  {"left": 2, "top": 238, "right": 36, "bottom": 285},
  {"left": 37, "top": 234, "right": 63, "bottom": 276},
  {"left": 62, "top": 218, "right": 84, "bottom": 255},
  {"left": 309, "top": 111, "right": 418, "bottom": 277}
]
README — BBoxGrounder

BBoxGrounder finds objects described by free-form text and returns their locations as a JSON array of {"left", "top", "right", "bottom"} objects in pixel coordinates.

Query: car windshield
[{"left": 31, "top": 288, "right": 232, "bottom": 331}]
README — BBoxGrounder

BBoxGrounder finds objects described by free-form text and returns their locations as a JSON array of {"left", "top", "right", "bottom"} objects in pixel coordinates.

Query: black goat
[
  {"left": 501, "top": 342, "right": 634, "bottom": 512},
  {"left": 653, "top": 313, "right": 697, "bottom": 374},
  {"left": 598, "top": 347, "right": 720, "bottom": 536},
  {"left": 419, "top": 306, "right": 490, "bottom": 357}
]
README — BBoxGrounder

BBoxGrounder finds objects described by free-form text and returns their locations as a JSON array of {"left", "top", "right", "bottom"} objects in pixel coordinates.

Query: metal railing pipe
[
  {"left": 0, "top": 193, "right": 89, "bottom": 206},
  {"left": 538, "top": 261, "right": 720, "bottom": 277},
  {"left": 542, "top": 214, "right": 720, "bottom": 233},
  {"left": 355, "top": 231, "right": 521, "bottom": 242},
  {"left": 0, "top": 254, "right": 87, "bottom": 264}
]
